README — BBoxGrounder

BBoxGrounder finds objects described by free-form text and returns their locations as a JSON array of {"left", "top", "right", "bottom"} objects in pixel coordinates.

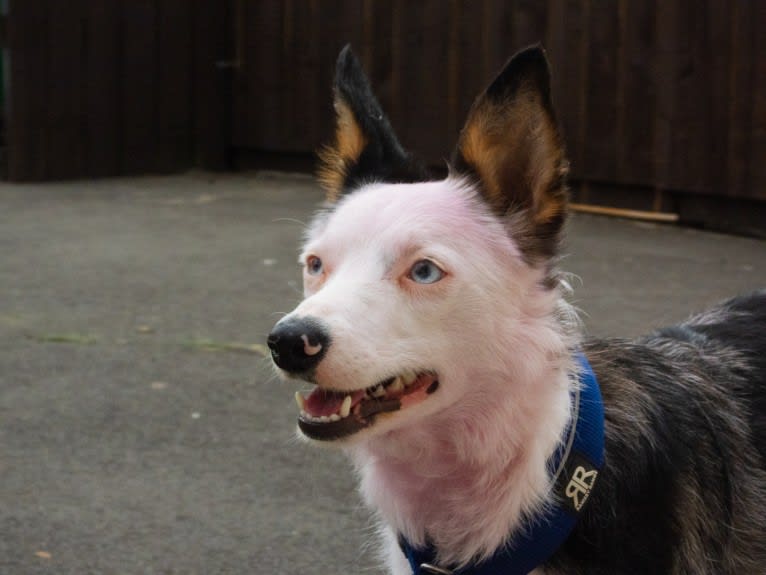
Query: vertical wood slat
[
  {"left": 707, "top": 0, "right": 732, "bottom": 200},
  {"left": 46, "top": 0, "right": 85, "bottom": 179},
  {"left": 8, "top": 0, "right": 47, "bottom": 180},
  {"left": 548, "top": 0, "right": 590, "bottom": 182},
  {"left": 582, "top": 2, "right": 618, "bottom": 182},
  {"left": 237, "top": 0, "right": 281, "bottom": 149},
  {"left": 121, "top": 0, "right": 158, "bottom": 174},
  {"left": 85, "top": 0, "right": 121, "bottom": 177},
  {"left": 450, "top": 0, "right": 484, "bottom": 137},
  {"left": 616, "top": 0, "right": 655, "bottom": 186},
  {"left": 157, "top": 0, "right": 194, "bottom": 172},
  {"left": 392, "top": 1, "right": 451, "bottom": 162},
  {"left": 751, "top": 2, "right": 766, "bottom": 198},
  {"left": 316, "top": 0, "right": 366, "bottom": 148},
  {"left": 725, "top": 0, "right": 756, "bottom": 199},
  {"left": 192, "top": 0, "right": 229, "bottom": 169},
  {"left": 283, "top": 0, "right": 320, "bottom": 150},
  {"left": 667, "top": 0, "right": 712, "bottom": 193}
]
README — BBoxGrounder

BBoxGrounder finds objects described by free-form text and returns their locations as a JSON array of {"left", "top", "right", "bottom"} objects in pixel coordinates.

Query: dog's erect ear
[
  {"left": 318, "top": 45, "right": 429, "bottom": 201},
  {"left": 452, "top": 45, "right": 568, "bottom": 261}
]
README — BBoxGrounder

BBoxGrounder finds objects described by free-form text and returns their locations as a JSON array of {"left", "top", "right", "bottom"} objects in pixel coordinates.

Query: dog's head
[{"left": 268, "top": 45, "right": 570, "bottom": 445}]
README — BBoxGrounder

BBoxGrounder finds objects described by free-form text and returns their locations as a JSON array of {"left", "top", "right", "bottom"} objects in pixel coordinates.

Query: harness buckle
[{"left": 419, "top": 563, "right": 454, "bottom": 575}]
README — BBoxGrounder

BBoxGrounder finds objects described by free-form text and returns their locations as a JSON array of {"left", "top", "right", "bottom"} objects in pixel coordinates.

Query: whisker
[{"left": 272, "top": 217, "right": 308, "bottom": 228}]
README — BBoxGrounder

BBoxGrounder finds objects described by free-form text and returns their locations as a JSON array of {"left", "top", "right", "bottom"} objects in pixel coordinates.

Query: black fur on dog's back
[
  {"left": 550, "top": 291, "right": 766, "bottom": 574},
  {"left": 686, "top": 291, "right": 766, "bottom": 464}
]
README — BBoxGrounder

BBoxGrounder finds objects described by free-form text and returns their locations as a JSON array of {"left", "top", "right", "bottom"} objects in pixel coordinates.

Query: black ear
[
  {"left": 318, "top": 45, "right": 429, "bottom": 200},
  {"left": 452, "top": 45, "right": 568, "bottom": 262}
]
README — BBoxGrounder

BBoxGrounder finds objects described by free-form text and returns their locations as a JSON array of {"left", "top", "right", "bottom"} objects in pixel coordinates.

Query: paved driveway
[{"left": 1, "top": 172, "right": 765, "bottom": 574}]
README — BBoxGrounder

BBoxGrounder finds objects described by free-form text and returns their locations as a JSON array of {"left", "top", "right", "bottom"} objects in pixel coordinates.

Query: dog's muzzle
[{"left": 267, "top": 316, "right": 330, "bottom": 374}]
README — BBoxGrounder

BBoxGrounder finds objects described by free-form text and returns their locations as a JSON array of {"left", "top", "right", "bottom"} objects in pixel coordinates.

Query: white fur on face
[
  {"left": 292, "top": 179, "right": 528, "bottom": 425},
  {"left": 284, "top": 177, "right": 577, "bottom": 569}
]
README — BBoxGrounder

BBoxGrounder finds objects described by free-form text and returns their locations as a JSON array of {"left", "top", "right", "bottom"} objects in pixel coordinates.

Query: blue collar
[{"left": 399, "top": 352, "right": 605, "bottom": 575}]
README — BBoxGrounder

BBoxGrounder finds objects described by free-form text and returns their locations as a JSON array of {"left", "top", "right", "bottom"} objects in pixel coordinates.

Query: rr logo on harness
[{"left": 565, "top": 466, "right": 598, "bottom": 511}]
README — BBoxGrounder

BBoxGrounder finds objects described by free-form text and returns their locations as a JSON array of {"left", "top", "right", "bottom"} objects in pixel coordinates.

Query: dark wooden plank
[
  {"left": 453, "top": 0, "right": 485, "bottom": 142},
  {"left": 652, "top": 0, "right": 678, "bottom": 191},
  {"left": 84, "top": 0, "right": 121, "bottom": 177},
  {"left": 121, "top": 0, "right": 159, "bottom": 173},
  {"left": 544, "top": 0, "right": 567, "bottom": 116},
  {"left": 725, "top": 0, "right": 756, "bottom": 198},
  {"left": 751, "top": 2, "right": 766, "bottom": 200},
  {"left": 8, "top": 0, "right": 47, "bottom": 180},
  {"left": 511, "top": 0, "right": 548, "bottom": 49},
  {"left": 388, "top": 0, "right": 405, "bottom": 139},
  {"left": 7, "top": 0, "right": 30, "bottom": 179},
  {"left": 279, "top": 0, "right": 295, "bottom": 151},
  {"left": 616, "top": 0, "right": 656, "bottom": 186},
  {"left": 157, "top": 0, "right": 194, "bottom": 172},
  {"left": 706, "top": 0, "right": 731, "bottom": 198},
  {"left": 583, "top": 1, "right": 618, "bottom": 181},
  {"left": 391, "top": 0, "right": 450, "bottom": 163},
  {"left": 446, "top": 0, "right": 460, "bottom": 144},
  {"left": 45, "top": 0, "right": 86, "bottom": 179},
  {"left": 238, "top": 0, "right": 281, "bottom": 149},
  {"left": 482, "top": 0, "right": 516, "bottom": 79},
  {"left": 415, "top": 0, "right": 450, "bottom": 162},
  {"left": 360, "top": 0, "right": 377, "bottom": 74},
  {"left": 548, "top": 0, "right": 589, "bottom": 182},
  {"left": 192, "top": 0, "right": 229, "bottom": 169},
  {"left": 365, "top": 0, "right": 394, "bottom": 136},
  {"left": 282, "top": 0, "right": 321, "bottom": 150},
  {"left": 316, "top": 0, "right": 367, "bottom": 149},
  {"left": 666, "top": 0, "right": 712, "bottom": 193}
]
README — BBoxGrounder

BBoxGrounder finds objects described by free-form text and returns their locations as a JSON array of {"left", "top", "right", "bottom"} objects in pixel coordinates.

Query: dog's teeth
[
  {"left": 318, "top": 415, "right": 329, "bottom": 423},
  {"left": 389, "top": 378, "right": 404, "bottom": 393},
  {"left": 403, "top": 374, "right": 417, "bottom": 386},
  {"left": 295, "top": 392, "right": 306, "bottom": 411},
  {"left": 329, "top": 414, "right": 340, "bottom": 422},
  {"left": 372, "top": 385, "right": 386, "bottom": 398},
  {"left": 340, "top": 395, "right": 352, "bottom": 418}
]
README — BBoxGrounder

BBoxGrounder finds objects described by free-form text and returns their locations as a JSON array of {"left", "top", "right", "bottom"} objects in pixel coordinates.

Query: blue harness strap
[{"left": 400, "top": 353, "right": 605, "bottom": 575}]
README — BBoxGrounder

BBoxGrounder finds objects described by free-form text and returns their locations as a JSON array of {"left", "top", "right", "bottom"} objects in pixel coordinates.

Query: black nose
[{"left": 267, "top": 316, "right": 330, "bottom": 374}]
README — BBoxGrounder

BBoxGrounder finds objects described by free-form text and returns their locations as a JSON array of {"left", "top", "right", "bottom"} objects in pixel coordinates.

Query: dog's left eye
[
  {"left": 305, "top": 255, "right": 323, "bottom": 275},
  {"left": 408, "top": 259, "right": 444, "bottom": 284}
]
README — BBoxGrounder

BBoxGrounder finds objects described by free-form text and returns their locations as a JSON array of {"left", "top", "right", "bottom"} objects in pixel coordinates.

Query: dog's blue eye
[
  {"left": 409, "top": 259, "right": 444, "bottom": 284},
  {"left": 306, "top": 255, "right": 323, "bottom": 275}
]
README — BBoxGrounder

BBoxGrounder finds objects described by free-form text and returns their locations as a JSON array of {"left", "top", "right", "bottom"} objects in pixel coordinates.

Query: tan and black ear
[
  {"left": 452, "top": 45, "right": 569, "bottom": 261},
  {"left": 318, "top": 45, "right": 429, "bottom": 201}
]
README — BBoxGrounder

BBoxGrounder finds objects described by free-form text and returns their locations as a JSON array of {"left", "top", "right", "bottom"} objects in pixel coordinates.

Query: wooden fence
[
  {"left": 238, "top": 0, "right": 766, "bottom": 204},
  {"left": 7, "top": 1, "right": 766, "bottom": 215},
  {"left": 7, "top": 0, "right": 229, "bottom": 180}
]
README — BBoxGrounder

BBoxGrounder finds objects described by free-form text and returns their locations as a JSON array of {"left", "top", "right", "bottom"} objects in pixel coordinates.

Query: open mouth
[{"left": 294, "top": 372, "right": 439, "bottom": 440}]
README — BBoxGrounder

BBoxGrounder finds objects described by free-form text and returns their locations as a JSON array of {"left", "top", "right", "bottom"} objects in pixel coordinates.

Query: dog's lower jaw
[{"left": 351, "top": 363, "right": 574, "bottom": 571}]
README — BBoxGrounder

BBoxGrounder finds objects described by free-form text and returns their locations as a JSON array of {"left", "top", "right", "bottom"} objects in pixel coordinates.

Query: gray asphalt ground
[{"left": 1, "top": 171, "right": 765, "bottom": 575}]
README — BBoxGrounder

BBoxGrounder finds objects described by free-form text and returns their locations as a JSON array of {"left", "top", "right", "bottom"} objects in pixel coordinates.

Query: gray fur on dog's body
[{"left": 549, "top": 291, "right": 766, "bottom": 573}]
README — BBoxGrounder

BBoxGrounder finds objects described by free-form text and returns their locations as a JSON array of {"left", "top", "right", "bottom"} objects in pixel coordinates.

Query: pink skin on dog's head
[
  {"left": 296, "top": 177, "right": 526, "bottom": 404},
  {"left": 282, "top": 177, "right": 575, "bottom": 566}
]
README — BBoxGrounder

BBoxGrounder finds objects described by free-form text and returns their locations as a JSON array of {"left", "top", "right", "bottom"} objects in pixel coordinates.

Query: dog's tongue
[{"left": 304, "top": 388, "right": 365, "bottom": 417}]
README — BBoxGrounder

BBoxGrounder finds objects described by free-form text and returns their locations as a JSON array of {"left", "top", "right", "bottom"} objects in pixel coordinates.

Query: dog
[{"left": 267, "top": 44, "right": 766, "bottom": 574}]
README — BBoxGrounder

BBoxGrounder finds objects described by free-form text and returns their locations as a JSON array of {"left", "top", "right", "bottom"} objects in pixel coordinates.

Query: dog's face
[{"left": 268, "top": 45, "right": 568, "bottom": 444}]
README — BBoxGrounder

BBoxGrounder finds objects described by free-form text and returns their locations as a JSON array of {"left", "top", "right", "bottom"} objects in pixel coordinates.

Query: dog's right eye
[
  {"left": 306, "top": 255, "right": 323, "bottom": 275},
  {"left": 408, "top": 259, "right": 445, "bottom": 284}
]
